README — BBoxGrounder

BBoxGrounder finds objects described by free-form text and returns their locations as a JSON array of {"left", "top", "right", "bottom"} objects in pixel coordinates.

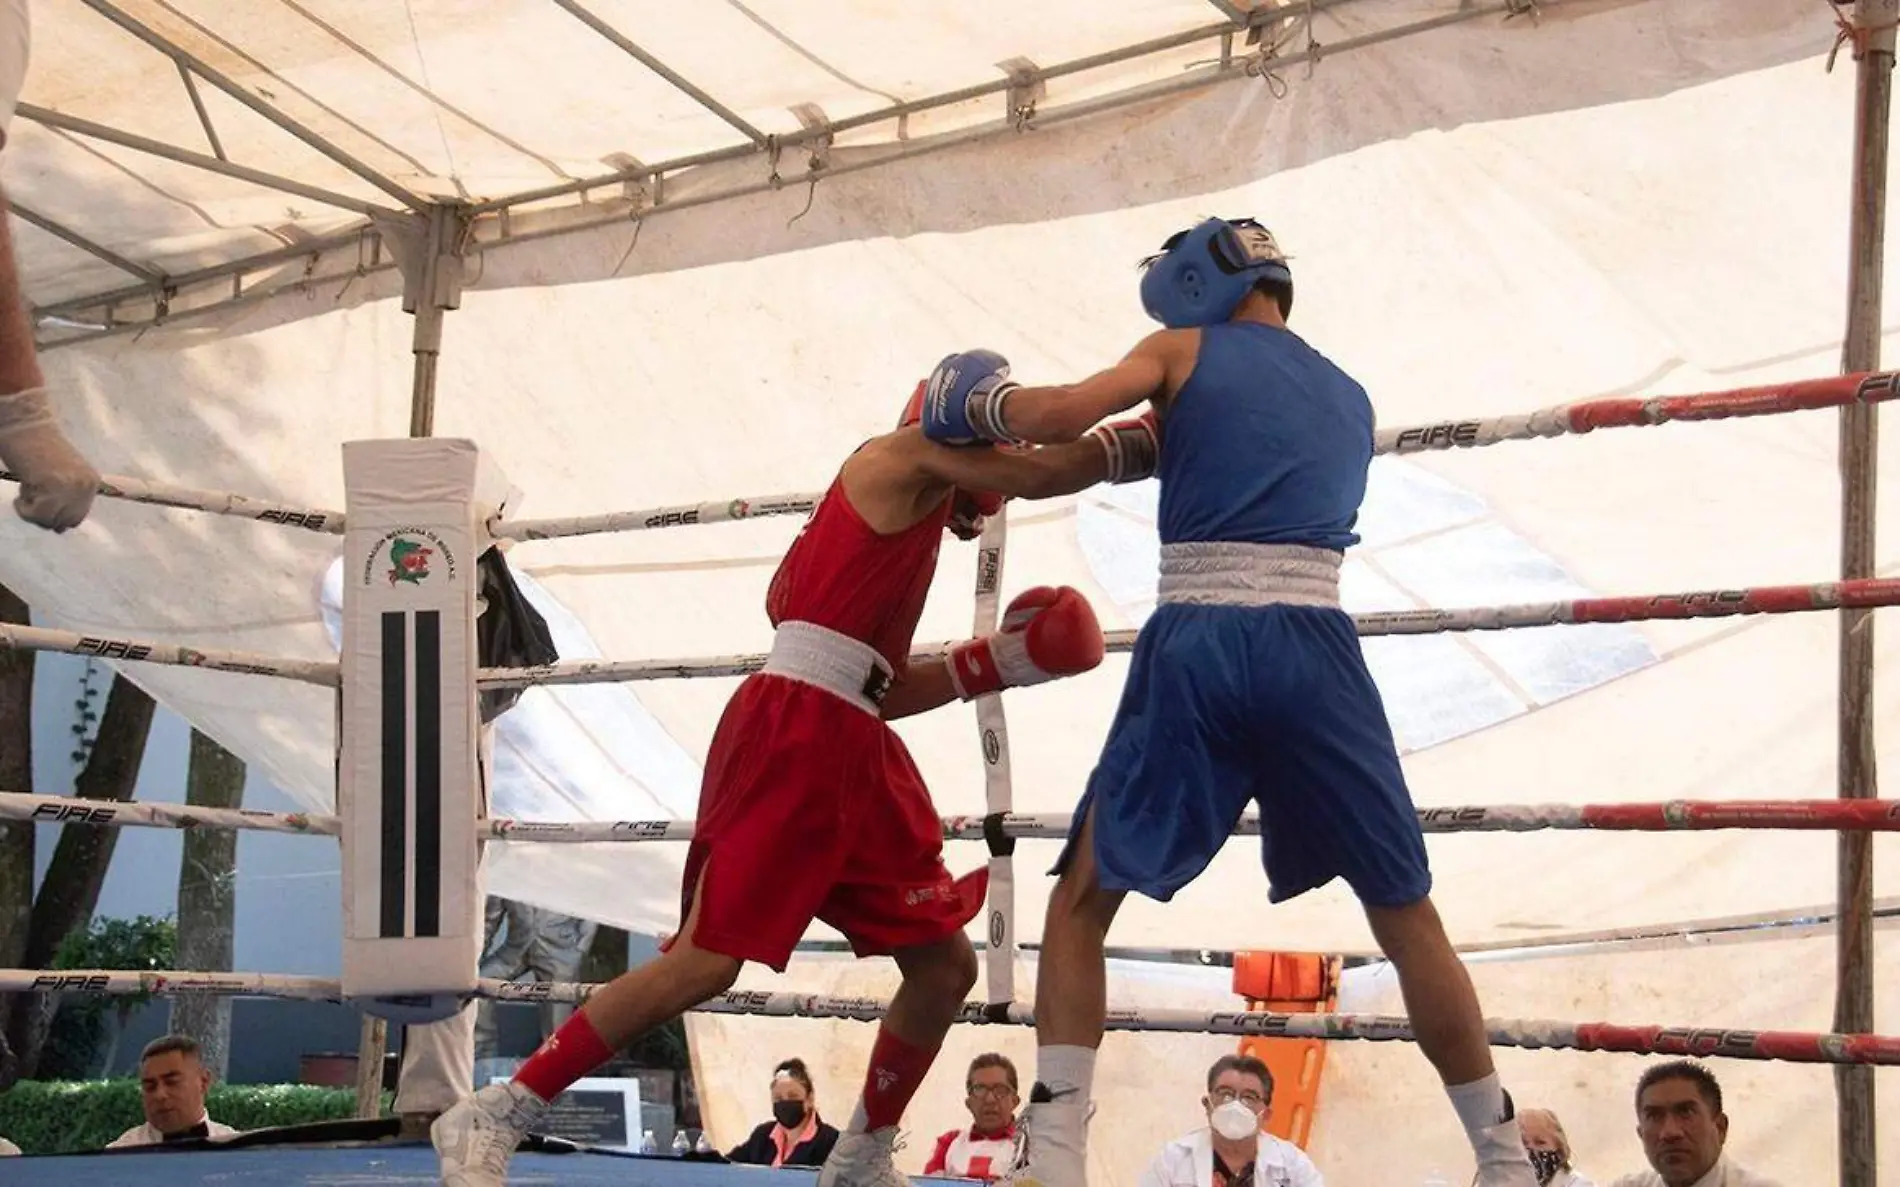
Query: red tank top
[{"left": 766, "top": 473, "right": 950, "bottom": 672}]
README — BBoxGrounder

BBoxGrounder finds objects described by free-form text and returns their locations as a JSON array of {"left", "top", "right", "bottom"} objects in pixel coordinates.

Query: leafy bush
[
  {"left": 40, "top": 914, "right": 177, "bottom": 1081},
  {"left": 0, "top": 1079, "right": 390, "bottom": 1155}
]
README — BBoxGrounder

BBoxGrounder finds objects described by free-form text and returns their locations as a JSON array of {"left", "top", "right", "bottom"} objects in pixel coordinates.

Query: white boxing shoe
[
  {"left": 432, "top": 1081, "right": 549, "bottom": 1187},
  {"left": 997, "top": 1084, "right": 1092, "bottom": 1187},
  {"left": 818, "top": 1125, "right": 912, "bottom": 1187}
]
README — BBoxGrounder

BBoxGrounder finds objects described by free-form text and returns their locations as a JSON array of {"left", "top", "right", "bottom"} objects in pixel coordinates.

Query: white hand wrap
[{"left": 1089, "top": 415, "right": 1160, "bottom": 484}]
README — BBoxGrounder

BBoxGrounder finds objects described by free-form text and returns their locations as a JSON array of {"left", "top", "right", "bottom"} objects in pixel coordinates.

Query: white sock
[
  {"left": 1446, "top": 1073, "right": 1510, "bottom": 1138},
  {"left": 1037, "top": 1045, "right": 1097, "bottom": 1103}
]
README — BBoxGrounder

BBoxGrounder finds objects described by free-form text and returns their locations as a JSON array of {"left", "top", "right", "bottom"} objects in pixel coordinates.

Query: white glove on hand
[{"left": 0, "top": 386, "right": 99, "bottom": 532}]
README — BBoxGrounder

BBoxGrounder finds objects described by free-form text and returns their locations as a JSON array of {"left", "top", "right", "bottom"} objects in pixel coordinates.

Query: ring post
[{"left": 338, "top": 438, "right": 510, "bottom": 1022}]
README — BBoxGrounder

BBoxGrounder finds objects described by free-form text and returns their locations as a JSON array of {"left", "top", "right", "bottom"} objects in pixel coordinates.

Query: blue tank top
[{"left": 1155, "top": 323, "right": 1372, "bottom": 550}]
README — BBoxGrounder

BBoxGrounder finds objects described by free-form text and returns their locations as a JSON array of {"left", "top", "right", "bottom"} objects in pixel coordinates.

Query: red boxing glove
[{"left": 948, "top": 586, "right": 1106, "bottom": 701}]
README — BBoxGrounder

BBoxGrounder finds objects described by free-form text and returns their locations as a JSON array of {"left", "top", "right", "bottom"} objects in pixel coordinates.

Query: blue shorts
[{"left": 1055, "top": 602, "right": 1431, "bottom": 908}]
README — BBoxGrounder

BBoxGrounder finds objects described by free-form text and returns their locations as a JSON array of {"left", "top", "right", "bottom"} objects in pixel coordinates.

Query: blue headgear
[{"left": 1138, "top": 217, "right": 1293, "bottom": 329}]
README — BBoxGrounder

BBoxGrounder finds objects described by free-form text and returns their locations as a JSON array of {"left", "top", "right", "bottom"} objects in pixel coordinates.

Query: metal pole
[
  {"left": 1836, "top": 3, "right": 1893, "bottom": 1184},
  {"left": 406, "top": 205, "right": 461, "bottom": 439},
  {"left": 354, "top": 1014, "right": 386, "bottom": 1118}
]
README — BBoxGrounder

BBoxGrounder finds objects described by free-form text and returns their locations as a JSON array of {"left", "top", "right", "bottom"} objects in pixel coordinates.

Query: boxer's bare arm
[
  {"left": 840, "top": 429, "right": 1107, "bottom": 534},
  {"left": 899, "top": 430, "right": 1109, "bottom": 504},
  {"left": 994, "top": 330, "right": 1194, "bottom": 443},
  {"left": 878, "top": 658, "right": 959, "bottom": 722}
]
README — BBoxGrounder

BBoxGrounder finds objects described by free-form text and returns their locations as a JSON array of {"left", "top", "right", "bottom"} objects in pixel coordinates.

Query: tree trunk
[
  {"left": 2, "top": 673, "right": 155, "bottom": 1082},
  {"left": 0, "top": 583, "right": 34, "bottom": 1081},
  {"left": 168, "top": 729, "right": 244, "bottom": 1080}
]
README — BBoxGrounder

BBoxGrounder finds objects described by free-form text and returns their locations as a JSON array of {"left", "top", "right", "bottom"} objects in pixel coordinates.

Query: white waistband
[
  {"left": 759, "top": 621, "right": 894, "bottom": 716},
  {"left": 1156, "top": 542, "right": 1343, "bottom": 609}
]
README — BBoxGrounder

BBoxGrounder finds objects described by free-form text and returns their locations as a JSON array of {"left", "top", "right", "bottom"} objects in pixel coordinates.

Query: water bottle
[
  {"left": 672, "top": 1130, "right": 691, "bottom": 1154},
  {"left": 640, "top": 1129, "right": 658, "bottom": 1154}
]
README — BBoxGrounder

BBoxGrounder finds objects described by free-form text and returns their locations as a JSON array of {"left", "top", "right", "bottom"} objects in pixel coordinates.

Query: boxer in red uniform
[{"left": 434, "top": 379, "right": 1151, "bottom": 1187}]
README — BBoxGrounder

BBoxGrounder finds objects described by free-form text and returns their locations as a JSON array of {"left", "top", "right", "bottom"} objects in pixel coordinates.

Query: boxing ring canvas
[{"left": 1, "top": 0, "right": 1897, "bottom": 1182}]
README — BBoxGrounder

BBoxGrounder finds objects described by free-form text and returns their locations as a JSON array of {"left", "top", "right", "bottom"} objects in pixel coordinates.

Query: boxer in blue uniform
[{"left": 920, "top": 218, "right": 1536, "bottom": 1187}]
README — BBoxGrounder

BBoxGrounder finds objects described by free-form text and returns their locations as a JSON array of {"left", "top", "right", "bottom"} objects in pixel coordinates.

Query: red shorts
[{"left": 674, "top": 675, "right": 984, "bottom": 971}]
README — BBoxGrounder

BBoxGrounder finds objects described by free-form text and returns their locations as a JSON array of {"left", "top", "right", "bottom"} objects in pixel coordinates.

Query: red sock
[
  {"left": 512, "top": 1010, "right": 615, "bottom": 1103},
  {"left": 857, "top": 1026, "right": 939, "bottom": 1131}
]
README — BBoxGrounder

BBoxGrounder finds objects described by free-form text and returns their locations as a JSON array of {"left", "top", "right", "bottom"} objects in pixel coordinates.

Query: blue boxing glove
[{"left": 921, "top": 350, "right": 1022, "bottom": 446}]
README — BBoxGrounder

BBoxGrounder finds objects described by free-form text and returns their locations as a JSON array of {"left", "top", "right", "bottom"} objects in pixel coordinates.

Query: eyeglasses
[
  {"left": 1210, "top": 1088, "right": 1267, "bottom": 1110},
  {"left": 967, "top": 1083, "right": 1016, "bottom": 1099}
]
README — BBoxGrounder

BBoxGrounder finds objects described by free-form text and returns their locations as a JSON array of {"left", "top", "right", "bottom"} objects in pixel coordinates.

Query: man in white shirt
[
  {"left": 106, "top": 1035, "right": 241, "bottom": 1148},
  {"left": 1136, "top": 1055, "right": 1324, "bottom": 1187},
  {"left": 925, "top": 1053, "right": 1020, "bottom": 1180},
  {"left": 1607, "top": 1061, "right": 1782, "bottom": 1187}
]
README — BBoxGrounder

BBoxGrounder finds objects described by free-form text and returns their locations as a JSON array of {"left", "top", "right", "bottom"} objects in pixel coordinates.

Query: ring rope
[
  {"left": 7, "top": 371, "right": 1892, "bottom": 540},
  {"left": 7, "top": 575, "right": 1883, "bottom": 690},
  {"left": 0, "top": 469, "right": 345, "bottom": 534},
  {"left": 0, "top": 622, "right": 339, "bottom": 684},
  {"left": 969, "top": 514, "right": 1018, "bottom": 1010},
  {"left": 2, "top": 790, "right": 1892, "bottom": 840},
  {"left": 0, "top": 970, "right": 1893, "bottom": 1067},
  {"left": 471, "top": 576, "right": 1900, "bottom": 690}
]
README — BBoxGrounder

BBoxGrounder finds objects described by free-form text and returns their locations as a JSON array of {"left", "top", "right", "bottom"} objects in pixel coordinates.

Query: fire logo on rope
[
  {"left": 74, "top": 636, "right": 154, "bottom": 662},
  {"left": 610, "top": 821, "right": 671, "bottom": 838},
  {"left": 257, "top": 508, "right": 332, "bottom": 531},
  {"left": 31, "top": 802, "right": 116, "bottom": 824},
  {"left": 644, "top": 509, "right": 701, "bottom": 529},
  {"left": 30, "top": 974, "right": 112, "bottom": 993}
]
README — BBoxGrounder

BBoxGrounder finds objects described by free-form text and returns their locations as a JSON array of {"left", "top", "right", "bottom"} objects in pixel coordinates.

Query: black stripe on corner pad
[
  {"left": 413, "top": 610, "right": 443, "bottom": 938},
  {"left": 379, "top": 612, "right": 408, "bottom": 939}
]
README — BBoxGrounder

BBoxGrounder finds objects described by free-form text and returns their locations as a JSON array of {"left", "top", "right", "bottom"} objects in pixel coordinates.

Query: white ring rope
[
  {"left": 3, "top": 791, "right": 1893, "bottom": 841},
  {"left": 0, "top": 579, "right": 1893, "bottom": 695},
  {"left": 471, "top": 577, "right": 1900, "bottom": 690},
  {"left": 0, "top": 621, "right": 340, "bottom": 684},
  {"left": 0, "top": 970, "right": 1893, "bottom": 1067},
  {"left": 7, "top": 371, "right": 1889, "bottom": 541},
  {"left": 497, "top": 493, "right": 819, "bottom": 542}
]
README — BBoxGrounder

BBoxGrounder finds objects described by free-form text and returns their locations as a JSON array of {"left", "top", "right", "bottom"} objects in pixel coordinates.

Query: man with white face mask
[{"left": 1136, "top": 1055, "right": 1324, "bottom": 1187}]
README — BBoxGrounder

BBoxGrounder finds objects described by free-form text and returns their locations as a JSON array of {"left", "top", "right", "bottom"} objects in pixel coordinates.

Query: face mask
[
  {"left": 1210, "top": 1100, "right": 1259, "bottom": 1142},
  {"left": 772, "top": 1100, "right": 807, "bottom": 1130},
  {"left": 1529, "top": 1149, "right": 1563, "bottom": 1184}
]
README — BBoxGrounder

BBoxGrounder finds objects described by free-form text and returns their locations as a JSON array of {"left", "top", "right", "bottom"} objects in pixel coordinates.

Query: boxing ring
[{"left": 2, "top": 371, "right": 1899, "bottom": 1183}]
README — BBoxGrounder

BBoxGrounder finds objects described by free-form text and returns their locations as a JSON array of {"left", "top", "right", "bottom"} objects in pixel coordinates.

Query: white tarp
[{"left": 8, "top": 0, "right": 1897, "bottom": 956}]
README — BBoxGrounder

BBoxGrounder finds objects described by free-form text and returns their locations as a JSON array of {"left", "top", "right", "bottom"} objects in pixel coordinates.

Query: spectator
[
  {"left": 1137, "top": 1054, "right": 1323, "bottom": 1187},
  {"left": 1520, "top": 1108, "right": 1595, "bottom": 1187},
  {"left": 106, "top": 1035, "right": 240, "bottom": 1148},
  {"left": 925, "top": 1053, "right": 1020, "bottom": 1179},
  {"left": 474, "top": 896, "right": 599, "bottom": 1059},
  {"left": 1608, "top": 1061, "right": 1783, "bottom": 1187},
  {"left": 727, "top": 1057, "right": 839, "bottom": 1168}
]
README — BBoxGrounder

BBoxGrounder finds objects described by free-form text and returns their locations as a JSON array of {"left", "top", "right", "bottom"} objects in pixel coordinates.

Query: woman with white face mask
[{"left": 1135, "top": 1056, "right": 1325, "bottom": 1187}]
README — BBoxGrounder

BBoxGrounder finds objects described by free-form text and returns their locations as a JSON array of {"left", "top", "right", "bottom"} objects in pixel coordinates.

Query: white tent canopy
[{"left": 5, "top": 7, "right": 1897, "bottom": 1171}]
